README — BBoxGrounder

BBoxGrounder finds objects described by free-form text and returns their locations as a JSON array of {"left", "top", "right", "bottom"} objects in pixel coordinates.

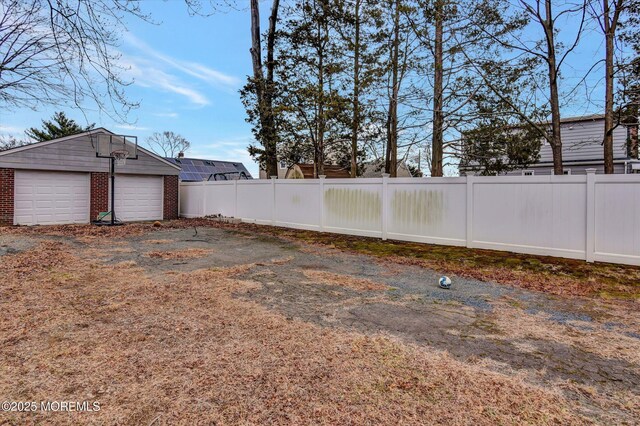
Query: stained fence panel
[
  {"left": 386, "top": 178, "right": 467, "bottom": 245},
  {"left": 323, "top": 179, "right": 383, "bottom": 238}
]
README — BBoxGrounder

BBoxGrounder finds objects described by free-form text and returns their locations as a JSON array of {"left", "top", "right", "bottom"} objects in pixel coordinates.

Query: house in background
[
  {"left": 259, "top": 159, "right": 291, "bottom": 179},
  {"left": 460, "top": 114, "right": 639, "bottom": 176},
  {"left": 513, "top": 115, "right": 638, "bottom": 175},
  {"left": 361, "top": 159, "right": 414, "bottom": 178},
  {"left": 166, "top": 154, "right": 253, "bottom": 181},
  {"left": 284, "top": 164, "right": 350, "bottom": 179}
]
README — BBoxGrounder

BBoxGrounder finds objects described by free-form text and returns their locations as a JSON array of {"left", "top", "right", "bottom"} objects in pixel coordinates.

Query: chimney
[{"left": 178, "top": 151, "right": 185, "bottom": 159}]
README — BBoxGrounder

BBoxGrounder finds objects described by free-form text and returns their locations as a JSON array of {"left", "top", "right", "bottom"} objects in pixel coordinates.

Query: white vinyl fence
[{"left": 180, "top": 170, "right": 640, "bottom": 266}]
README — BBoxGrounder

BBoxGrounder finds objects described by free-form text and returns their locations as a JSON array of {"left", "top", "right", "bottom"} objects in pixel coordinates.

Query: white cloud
[
  {"left": 124, "top": 33, "right": 240, "bottom": 90},
  {"left": 115, "top": 123, "right": 150, "bottom": 131},
  {"left": 153, "top": 112, "right": 179, "bottom": 118},
  {"left": 0, "top": 125, "right": 24, "bottom": 135},
  {"left": 121, "top": 57, "right": 210, "bottom": 106}
]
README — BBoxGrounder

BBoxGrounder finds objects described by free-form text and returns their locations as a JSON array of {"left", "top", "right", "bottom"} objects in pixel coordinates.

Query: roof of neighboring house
[
  {"left": 165, "top": 157, "right": 253, "bottom": 181},
  {"left": 502, "top": 114, "right": 637, "bottom": 130},
  {"left": 361, "top": 159, "right": 413, "bottom": 178},
  {"left": 285, "top": 164, "right": 351, "bottom": 179}
]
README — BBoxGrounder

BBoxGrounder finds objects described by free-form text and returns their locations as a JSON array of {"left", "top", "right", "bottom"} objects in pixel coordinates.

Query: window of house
[
  {"left": 522, "top": 170, "right": 535, "bottom": 176},
  {"left": 279, "top": 160, "right": 287, "bottom": 169}
]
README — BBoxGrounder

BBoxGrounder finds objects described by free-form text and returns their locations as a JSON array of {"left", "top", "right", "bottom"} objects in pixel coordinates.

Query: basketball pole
[{"left": 110, "top": 156, "right": 116, "bottom": 225}]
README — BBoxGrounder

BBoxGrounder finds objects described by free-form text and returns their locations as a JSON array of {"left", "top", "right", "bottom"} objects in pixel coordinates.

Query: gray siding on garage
[{"left": 0, "top": 131, "right": 180, "bottom": 176}]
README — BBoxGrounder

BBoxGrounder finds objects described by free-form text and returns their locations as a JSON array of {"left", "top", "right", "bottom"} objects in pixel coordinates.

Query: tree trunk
[
  {"left": 385, "top": 0, "right": 400, "bottom": 177},
  {"left": 316, "top": 2, "right": 326, "bottom": 178},
  {"left": 543, "top": 0, "right": 563, "bottom": 175},
  {"left": 250, "top": 0, "right": 279, "bottom": 178},
  {"left": 350, "top": 0, "right": 361, "bottom": 178},
  {"left": 264, "top": 0, "right": 280, "bottom": 178},
  {"left": 430, "top": 0, "right": 444, "bottom": 177},
  {"left": 603, "top": 0, "right": 623, "bottom": 174}
]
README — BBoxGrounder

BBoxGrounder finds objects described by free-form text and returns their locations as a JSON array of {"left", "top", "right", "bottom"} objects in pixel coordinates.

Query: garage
[
  {"left": 13, "top": 171, "right": 90, "bottom": 226},
  {"left": 112, "top": 175, "right": 164, "bottom": 222},
  {"left": 0, "top": 128, "right": 181, "bottom": 226}
]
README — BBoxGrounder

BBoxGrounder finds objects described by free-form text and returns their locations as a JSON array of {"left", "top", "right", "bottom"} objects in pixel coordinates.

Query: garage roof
[{"left": 0, "top": 128, "right": 181, "bottom": 174}]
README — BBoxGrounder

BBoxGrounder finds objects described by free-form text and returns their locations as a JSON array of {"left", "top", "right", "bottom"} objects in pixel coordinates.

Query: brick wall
[
  {"left": 0, "top": 168, "right": 14, "bottom": 226},
  {"left": 90, "top": 172, "right": 109, "bottom": 221},
  {"left": 163, "top": 175, "right": 179, "bottom": 220}
]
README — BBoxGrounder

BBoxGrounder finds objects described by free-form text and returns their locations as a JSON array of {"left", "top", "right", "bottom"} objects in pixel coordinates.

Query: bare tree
[
  {"left": 591, "top": 0, "right": 626, "bottom": 173},
  {"left": 146, "top": 131, "right": 191, "bottom": 158},
  {"left": 0, "top": 134, "right": 28, "bottom": 152},
  {"left": 0, "top": 0, "right": 148, "bottom": 120}
]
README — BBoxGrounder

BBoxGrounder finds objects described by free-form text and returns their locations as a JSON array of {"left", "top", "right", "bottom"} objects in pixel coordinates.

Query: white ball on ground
[{"left": 439, "top": 276, "right": 452, "bottom": 289}]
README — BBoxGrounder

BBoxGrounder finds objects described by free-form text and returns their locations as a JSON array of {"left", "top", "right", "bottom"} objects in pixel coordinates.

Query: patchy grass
[
  {"left": 211, "top": 222, "right": 640, "bottom": 301},
  {"left": 0, "top": 241, "right": 583, "bottom": 424},
  {"left": 302, "top": 269, "right": 390, "bottom": 291},
  {"left": 145, "top": 248, "right": 214, "bottom": 260},
  {"left": 144, "top": 239, "right": 175, "bottom": 245}
]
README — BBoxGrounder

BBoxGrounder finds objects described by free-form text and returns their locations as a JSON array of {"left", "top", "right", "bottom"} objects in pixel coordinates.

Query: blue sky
[{"left": 0, "top": 2, "right": 261, "bottom": 176}]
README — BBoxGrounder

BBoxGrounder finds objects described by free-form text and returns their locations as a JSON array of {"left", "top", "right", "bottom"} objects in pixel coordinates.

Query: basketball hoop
[{"left": 112, "top": 149, "right": 129, "bottom": 166}]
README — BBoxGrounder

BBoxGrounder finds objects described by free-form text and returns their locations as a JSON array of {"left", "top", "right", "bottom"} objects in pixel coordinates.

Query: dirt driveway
[{"left": 0, "top": 221, "right": 638, "bottom": 424}]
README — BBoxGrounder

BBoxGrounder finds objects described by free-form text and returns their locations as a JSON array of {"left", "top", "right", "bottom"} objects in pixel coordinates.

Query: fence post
[
  {"left": 233, "top": 179, "right": 239, "bottom": 218},
  {"left": 201, "top": 181, "right": 207, "bottom": 218},
  {"left": 271, "top": 176, "right": 277, "bottom": 226},
  {"left": 382, "top": 173, "right": 390, "bottom": 240},
  {"left": 466, "top": 175, "right": 474, "bottom": 248},
  {"left": 319, "top": 175, "right": 326, "bottom": 231},
  {"left": 585, "top": 169, "right": 596, "bottom": 262}
]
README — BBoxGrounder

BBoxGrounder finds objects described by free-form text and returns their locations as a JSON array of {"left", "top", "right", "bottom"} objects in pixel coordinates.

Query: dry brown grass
[
  {"left": 144, "top": 239, "right": 174, "bottom": 245},
  {"left": 2, "top": 219, "right": 214, "bottom": 238},
  {"left": 302, "top": 269, "right": 390, "bottom": 291},
  {"left": 145, "top": 248, "right": 214, "bottom": 260},
  {"left": 0, "top": 242, "right": 583, "bottom": 424},
  {"left": 490, "top": 302, "right": 640, "bottom": 366}
]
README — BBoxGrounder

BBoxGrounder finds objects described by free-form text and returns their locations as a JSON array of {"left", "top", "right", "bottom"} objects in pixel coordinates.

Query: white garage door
[
  {"left": 112, "top": 175, "right": 164, "bottom": 222},
  {"left": 14, "top": 171, "right": 90, "bottom": 225}
]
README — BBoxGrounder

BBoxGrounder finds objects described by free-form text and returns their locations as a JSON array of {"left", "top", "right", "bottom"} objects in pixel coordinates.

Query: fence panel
[
  {"left": 179, "top": 183, "right": 205, "bottom": 218},
  {"left": 274, "top": 180, "right": 322, "bottom": 230},
  {"left": 470, "top": 176, "right": 588, "bottom": 260},
  {"left": 205, "top": 181, "right": 236, "bottom": 217},
  {"left": 593, "top": 175, "right": 640, "bottom": 265},
  {"left": 237, "top": 180, "right": 273, "bottom": 224}
]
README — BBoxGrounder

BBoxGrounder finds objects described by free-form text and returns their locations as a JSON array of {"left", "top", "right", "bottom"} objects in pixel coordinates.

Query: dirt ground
[{"left": 0, "top": 220, "right": 639, "bottom": 424}]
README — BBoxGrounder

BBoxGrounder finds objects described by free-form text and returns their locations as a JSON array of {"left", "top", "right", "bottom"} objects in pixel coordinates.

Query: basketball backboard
[{"left": 95, "top": 133, "right": 138, "bottom": 160}]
